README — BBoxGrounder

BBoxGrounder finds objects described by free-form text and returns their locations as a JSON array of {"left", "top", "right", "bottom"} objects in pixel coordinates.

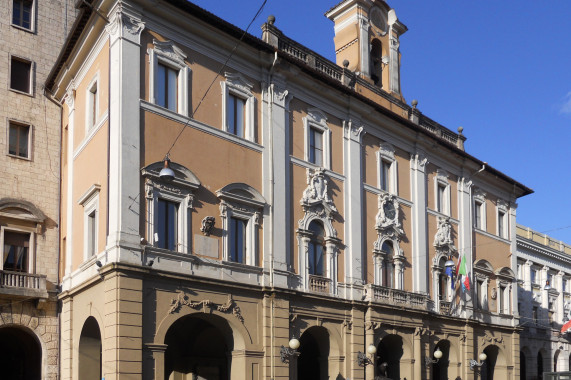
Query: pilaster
[
  {"left": 105, "top": 5, "right": 145, "bottom": 262},
  {"left": 343, "top": 118, "right": 365, "bottom": 298},
  {"left": 64, "top": 87, "right": 75, "bottom": 285},
  {"left": 458, "top": 176, "right": 474, "bottom": 310},
  {"left": 410, "top": 150, "right": 428, "bottom": 293}
]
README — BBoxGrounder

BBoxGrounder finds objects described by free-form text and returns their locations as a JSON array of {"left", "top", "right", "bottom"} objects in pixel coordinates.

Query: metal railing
[
  {"left": 0, "top": 270, "right": 47, "bottom": 291},
  {"left": 309, "top": 275, "right": 331, "bottom": 294}
]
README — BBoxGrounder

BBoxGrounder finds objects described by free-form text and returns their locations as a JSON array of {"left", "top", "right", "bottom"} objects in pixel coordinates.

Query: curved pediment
[
  {"left": 216, "top": 183, "right": 266, "bottom": 208},
  {"left": 141, "top": 161, "right": 201, "bottom": 190},
  {"left": 0, "top": 198, "right": 46, "bottom": 223}
]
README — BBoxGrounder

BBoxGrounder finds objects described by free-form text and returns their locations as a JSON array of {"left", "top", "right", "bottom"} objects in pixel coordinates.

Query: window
[
  {"left": 377, "top": 143, "right": 398, "bottom": 194},
  {"left": 499, "top": 285, "right": 506, "bottom": 314},
  {"left": 12, "top": 0, "right": 33, "bottom": 30},
  {"left": 227, "top": 93, "right": 245, "bottom": 138},
  {"left": 533, "top": 306, "right": 538, "bottom": 324},
  {"left": 148, "top": 39, "right": 190, "bottom": 116},
  {"left": 381, "top": 241, "right": 394, "bottom": 288},
  {"left": 157, "top": 63, "right": 177, "bottom": 111},
  {"left": 229, "top": 217, "right": 247, "bottom": 263},
  {"left": 434, "top": 169, "right": 450, "bottom": 215},
  {"left": 473, "top": 190, "right": 486, "bottom": 230},
  {"left": 79, "top": 184, "right": 100, "bottom": 260},
  {"left": 86, "top": 77, "right": 99, "bottom": 130},
  {"left": 303, "top": 108, "right": 330, "bottom": 169},
  {"left": 222, "top": 72, "right": 256, "bottom": 141},
  {"left": 497, "top": 200, "right": 509, "bottom": 239},
  {"left": 10, "top": 56, "right": 32, "bottom": 94},
  {"left": 157, "top": 199, "right": 178, "bottom": 251},
  {"left": 143, "top": 161, "right": 199, "bottom": 255},
  {"left": 476, "top": 279, "right": 486, "bottom": 310},
  {"left": 8, "top": 121, "right": 30, "bottom": 159},
  {"left": 3, "top": 231, "right": 30, "bottom": 272},
  {"left": 307, "top": 221, "right": 325, "bottom": 276},
  {"left": 531, "top": 269, "right": 538, "bottom": 285},
  {"left": 474, "top": 201, "right": 483, "bottom": 229},
  {"left": 309, "top": 127, "right": 324, "bottom": 166},
  {"left": 217, "top": 183, "right": 265, "bottom": 266}
]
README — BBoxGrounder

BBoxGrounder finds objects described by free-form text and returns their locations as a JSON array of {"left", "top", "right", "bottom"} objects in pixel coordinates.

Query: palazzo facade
[{"left": 46, "top": 0, "right": 532, "bottom": 379}]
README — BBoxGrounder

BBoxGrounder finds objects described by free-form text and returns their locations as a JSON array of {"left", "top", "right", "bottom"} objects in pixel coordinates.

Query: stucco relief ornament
[
  {"left": 200, "top": 216, "right": 215, "bottom": 236},
  {"left": 433, "top": 216, "right": 457, "bottom": 257},
  {"left": 299, "top": 168, "right": 338, "bottom": 228},
  {"left": 373, "top": 193, "right": 403, "bottom": 247},
  {"left": 168, "top": 292, "right": 244, "bottom": 323}
]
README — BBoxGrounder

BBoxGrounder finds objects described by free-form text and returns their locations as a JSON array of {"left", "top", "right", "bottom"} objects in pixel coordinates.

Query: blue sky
[{"left": 191, "top": 0, "right": 571, "bottom": 243}]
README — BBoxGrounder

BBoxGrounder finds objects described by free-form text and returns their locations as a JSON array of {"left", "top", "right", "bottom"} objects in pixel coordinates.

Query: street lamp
[
  {"left": 444, "top": 255, "right": 455, "bottom": 268},
  {"left": 469, "top": 352, "right": 487, "bottom": 370},
  {"left": 425, "top": 347, "right": 443, "bottom": 367},
  {"left": 159, "top": 154, "right": 175, "bottom": 181},
  {"left": 280, "top": 338, "right": 300, "bottom": 363},
  {"left": 544, "top": 280, "right": 552, "bottom": 291},
  {"left": 357, "top": 344, "right": 377, "bottom": 367}
]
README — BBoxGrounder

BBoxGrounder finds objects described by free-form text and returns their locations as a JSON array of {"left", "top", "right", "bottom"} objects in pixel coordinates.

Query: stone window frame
[
  {"left": 376, "top": 142, "right": 398, "bottom": 195},
  {"left": 303, "top": 108, "right": 331, "bottom": 169},
  {"left": 474, "top": 259, "right": 494, "bottom": 311},
  {"left": 85, "top": 73, "right": 100, "bottom": 133},
  {"left": 78, "top": 184, "right": 100, "bottom": 261},
  {"left": 373, "top": 236, "right": 404, "bottom": 290},
  {"left": 148, "top": 39, "right": 190, "bottom": 116},
  {"left": 0, "top": 225, "right": 36, "bottom": 273},
  {"left": 495, "top": 267, "right": 516, "bottom": 316},
  {"left": 11, "top": 0, "right": 35, "bottom": 33},
  {"left": 473, "top": 189, "right": 487, "bottom": 231},
  {"left": 434, "top": 169, "right": 450, "bottom": 216},
  {"left": 221, "top": 72, "right": 256, "bottom": 141},
  {"left": 216, "top": 183, "right": 265, "bottom": 267},
  {"left": 6, "top": 119, "right": 32, "bottom": 160},
  {"left": 9, "top": 54, "right": 34, "bottom": 96},
  {"left": 431, "top": 253, "right": 454, "bottom": 308},
  {"left": 142, "top": 162, "right": 200, "bottom": 254},
  {"left": 496, "top": 199, "right": 509, "bottom": 239}
]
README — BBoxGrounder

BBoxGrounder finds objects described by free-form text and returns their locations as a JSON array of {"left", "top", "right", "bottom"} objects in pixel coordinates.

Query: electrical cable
[{"left": 164, "top": 0, "right": 268, "bottom": 157}]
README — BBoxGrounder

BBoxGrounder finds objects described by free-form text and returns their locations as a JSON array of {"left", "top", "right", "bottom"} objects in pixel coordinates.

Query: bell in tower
[{"left": 326, "top": 0, "right": 407, "bottom": 96}]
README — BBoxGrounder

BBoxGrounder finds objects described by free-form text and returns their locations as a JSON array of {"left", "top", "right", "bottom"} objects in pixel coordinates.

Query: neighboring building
[
  {"left": 46, "top": 0, "right": 532, "bottom": 379},
  {"left": 0, "top": 0, "right": 76, "bottom": 379},
  {"left": 516, "top": 224, "right": 571, "bottom": 380}
]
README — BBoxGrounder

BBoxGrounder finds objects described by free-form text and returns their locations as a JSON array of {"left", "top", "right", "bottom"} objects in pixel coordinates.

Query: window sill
[
  {"left": 221, "top": 260, "right": 262, "bottom": 272},
  {"left": 7, "top": 153, "right": 31, "bottom": 161},
  {"left": 9, "top": 88, "right": 34, "bottom": 98},
  {"left": 11, "top": 24, "right": 35, "bottom": 34}
]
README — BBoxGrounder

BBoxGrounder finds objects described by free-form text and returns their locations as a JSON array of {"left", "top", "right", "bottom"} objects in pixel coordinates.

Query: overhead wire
[{"left": 165, "top": 0, "right": 268, "bottom": 157}]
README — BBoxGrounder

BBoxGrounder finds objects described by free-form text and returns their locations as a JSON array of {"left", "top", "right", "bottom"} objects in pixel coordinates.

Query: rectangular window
[
  {"left": 227, "top": 94, "right": 245, "bottom": 138},
  {"left": 3, "top": 231, "right": 30, "bottom": 272},
  {"left": 531, "top": 269, "right": 538, "bottom": 285},
  {"left": 87, "top": 81, "right": 98, "bottom": 129},
  {"left": 229, "top": 217, "right": 247, "bottom": 263},
  {"left": 8, "top": 121, "right": 30, "bottom": 159},
  {"left": 12, "top": 0, "right": 33, "bottom": 30},
  {"left": 499, "top": 286, "right": 506, "bottom": 314},
  {"left": 380, "top": 160, "right": 391, "bottom": 191},
  {"left": 474, "top": 201, "right": 483, "bottom": 229},
  {"left": 87, "top": 210, "right": 96, "bottom": 257},
  {"left": 309, "top": 127, "right": 323, "bottom": 166},
  {"left": 533, "top": 306, "right": 538, "bottom": 324},
  {"left": 10, "top": 57, "right": 32, "bottom": 94},
  {"left": 157, "top": 63, "right": 177, "bottom": 111},
  {"left": 437, "top": 183, "right": 446, "bottom": 213},
  {"left": 498, "top": 210, "right": 506, "bottom": 238},
  {"left": 157, "top": 199, "right": 178, "bottom": 251},
  {"left": 564, "top": 279, "right": 567, "bottom": 293}
]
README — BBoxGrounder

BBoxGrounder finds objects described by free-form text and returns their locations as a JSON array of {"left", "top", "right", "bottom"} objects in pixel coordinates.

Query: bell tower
[{"left": 326, "top": 0, "right": 407, "bottom": 95}]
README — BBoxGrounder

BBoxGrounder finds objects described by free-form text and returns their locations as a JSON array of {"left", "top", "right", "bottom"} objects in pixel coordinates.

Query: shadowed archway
[
  {"left": 0, "top": 326, "right": 41, "bottom": 379},
  {"left": 376, "top": 334, "right": 404, "bottom": 380},
  {"left": 297, "top": 326, "right": 329, "bottom": 380},
  {"left": 79, "top": 316, "right": 102, "bottom": 380}
]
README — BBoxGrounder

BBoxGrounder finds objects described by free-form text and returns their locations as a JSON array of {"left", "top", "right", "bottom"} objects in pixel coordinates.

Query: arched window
[
  {"left": 308, "top": 221, "right": 325, "bottom": 276},
  {"left": 381, "top": 241, "right": 394, "bottom": 288},
  {"left": 370, "top": 39, "right": 383, "bottom": 86}
]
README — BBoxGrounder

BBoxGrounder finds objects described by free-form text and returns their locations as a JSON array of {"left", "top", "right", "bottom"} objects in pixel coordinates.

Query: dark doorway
[
  {"left": 0, "top": 326, "right": 41, "bottom": 379},
  {"left": 537, "top": 352, "right": 544, "bottom": 380},
  {"left": 481, "top": 345, "right": 499, "bottom": 380},
  {"left": 376, "top": 334, "right": 403, "bottom": 380},
  {"left": 297, "top": 326, "right": 329, "bottom": 380},
  {"left": 432, "top": 340, "right": 450, "bottom": 380},
  {"left": 79, "top": 316, "right": 102, "bottom": 380},
  {"left": 520, "top": 351, "right": 527, "bottom": 380},
  {"left": 165, "top": 314, "right": 232, "bottom": 380}
]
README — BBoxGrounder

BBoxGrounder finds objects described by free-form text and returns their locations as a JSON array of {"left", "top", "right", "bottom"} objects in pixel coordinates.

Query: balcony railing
[
  {"left": 364, "top": 284, "right": 429, "bottom": 310},
  {"left": 309, "top": 275, "right": 331, "bottom": 294},
  {"left": 0, "top": 270, "right": 48, "bottom": 298}
]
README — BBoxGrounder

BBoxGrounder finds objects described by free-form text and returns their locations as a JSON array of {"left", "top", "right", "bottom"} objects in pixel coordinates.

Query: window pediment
[
  {"left": 0, "top": 198, "right": 46, "bottom": 223},
  {"left": 141, "top": 161, "right": 201, "bottom": 191},
  {"left": 216, "top": 183, "right": 265, "bottom": 209},
  {"left": 151, "top": 39, "right": 187, "bottom": 67}
]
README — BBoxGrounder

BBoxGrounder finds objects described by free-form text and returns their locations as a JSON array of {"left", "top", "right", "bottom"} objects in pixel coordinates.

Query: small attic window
[{"left": 370, "top": 39, "right": 383, "bottom": 86}]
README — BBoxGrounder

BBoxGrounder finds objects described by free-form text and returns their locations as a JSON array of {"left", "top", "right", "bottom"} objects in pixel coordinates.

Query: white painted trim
[
  {"left": 433, "top": 168, "right": 450, "bottom": 216},
  {"left": 290, "top": 156, "right": 344, "bottom": 182},
  {"left": 303, "top": 108, "right": 331, "bottom": 169},
  {"left": 473, "top": 189, "right": 487, "bottom": 231},
  {"left": 73, "top": 111, "right": 108, "bottom": 160},
  {"left": 221, "top": 72, "right": 256, "bottom": 141},
  {"left": 363, "top": 184, "right": 413, "bottom": 207},
  {"left": 82, "top": 189, "right": 99, "bottom": 261},
  {"left": 140, "top": 100, "right": 262, "bottom": 152},
  {"left": 77, "top": 184, "right": 101, "bottom": 206},
  {"left": 496, "top": 199, "right": 509, "bottom": 240},
  {"left": 84, "top": 72, "right": 100, "bottom": 133},
  {"left": 376, "top": 142, "right": 398, "bottom": 195}
]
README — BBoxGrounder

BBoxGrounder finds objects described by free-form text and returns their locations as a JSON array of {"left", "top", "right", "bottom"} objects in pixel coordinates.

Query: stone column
[
  {"left": 557, "top": 271, "right": 565, "bottom": 323},
  {"left": 410, "top": 150, "right": 428, "bottom": 294},
  {"left": 343, "top": 118, "right": 365, "bottom": 300},
  {"left": 147, "top": 343, "right": 167, "bottom": 380},
  {"left": 458, "top": 176, "right": 474, "bottom": 312},
  {"left": 325, "top": 237, "right": 341, "bottom": 295},
  {"left": 433, "top": 268, "right": 441, "bottom": 312},
  {"left": 105, "top": 5, "right": 145, "bottom": 262},
  {"left": 358, "top": 18, "right": 370, "bottom": 77},
  {"left": 413, "top": 328, "right": 423, "bottom": 380},
  {"left": 63, "top": 89, "right": 75, "bottom": 288}
]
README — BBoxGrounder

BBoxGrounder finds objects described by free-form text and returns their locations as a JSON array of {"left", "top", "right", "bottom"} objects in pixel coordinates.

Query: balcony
[
  {"left": 309, "top": 275, "right": 331, "bottom": 294},
  {"left": 364, "top": 284, "right": 429, "bottom": 311},
  {"left": 0, "top": 270, "right": 48, "bottom": 299}
]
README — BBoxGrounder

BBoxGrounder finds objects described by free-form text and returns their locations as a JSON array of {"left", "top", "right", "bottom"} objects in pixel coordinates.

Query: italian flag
[{"left": 456, "top": 254, "right": 471, "bottom": 292}]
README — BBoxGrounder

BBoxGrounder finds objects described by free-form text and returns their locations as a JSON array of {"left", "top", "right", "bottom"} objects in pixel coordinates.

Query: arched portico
[
  {"left": 297, "top": 326, "right": 330, "bottom": 380},
  {"left": 0, "top": 325, "right": 42, "bottom": 379},
  {"left": 375, "top": 333, "right": 413, "bottom": 380},
  {"left": 78, "top": 317, "right": 102, "bottom": 380},
  {"left": 481, "top": 344, "right": 507, "bottom": 380}
]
